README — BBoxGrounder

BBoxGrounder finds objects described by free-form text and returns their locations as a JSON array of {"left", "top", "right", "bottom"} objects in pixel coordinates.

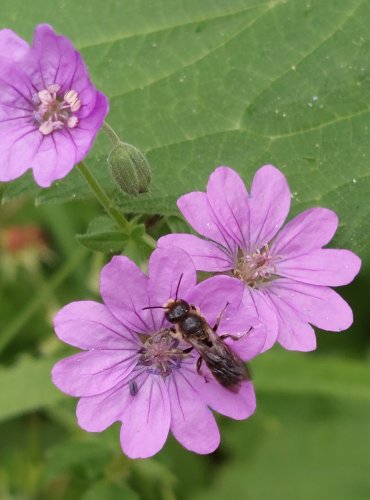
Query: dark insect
[
  {"left": 143, "top": 274, "right": 251, "bottom": 392},
  {"left": 163, "top": 297, "right": 251, "bottom": 392}
]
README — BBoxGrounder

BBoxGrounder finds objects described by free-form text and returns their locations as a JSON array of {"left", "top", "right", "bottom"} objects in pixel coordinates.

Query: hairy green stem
[
  {"left": 102, "top": 121, "right": 122, "bottom": 146},
  {"left": 77, "top": 161, "right": 129, "bottom": 231},
  {"left": 77, "top": 161, "right": 156, "bottom": 248}
]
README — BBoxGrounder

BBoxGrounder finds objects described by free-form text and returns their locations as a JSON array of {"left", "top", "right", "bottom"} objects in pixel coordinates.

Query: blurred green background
[{"left": 1, "top": 1, "right": 370, "bottom": 499}]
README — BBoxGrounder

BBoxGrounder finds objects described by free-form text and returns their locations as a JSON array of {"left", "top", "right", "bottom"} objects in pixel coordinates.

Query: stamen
[
  {"left": 233, "top": 244, "right": 280, "bottom": 288},
  {"left": 138, "top": 330, "right": 187, "bottom": 377},
  {"left": 32, "top": 83, "right": 81, "bottom": 136}
]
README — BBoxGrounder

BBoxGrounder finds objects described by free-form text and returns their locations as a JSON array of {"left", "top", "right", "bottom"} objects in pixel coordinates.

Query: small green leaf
[
  {"left": 0, "top": 355, "right": 62, "bottom": 423},
  {"left": 76, "top": 215, "right": 129, "bottom": 253}
]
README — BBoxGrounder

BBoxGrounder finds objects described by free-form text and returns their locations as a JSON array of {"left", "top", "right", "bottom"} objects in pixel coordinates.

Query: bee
[
  {"left": 163, "top": 297, "right": 251, "bottom": 392},
  {"left": 143, "top": 274, "right": 251, "bottom": 392}
]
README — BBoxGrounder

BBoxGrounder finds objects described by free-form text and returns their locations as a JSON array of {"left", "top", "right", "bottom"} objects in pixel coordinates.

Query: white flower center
[
  {"left": 138, "top": 330, "right": 185, "bottom": 377},
  {"left": 32, "top": 83, "right": 81, "bottom": 135},
  {"left": 233, "top": 244, "right": 280, "bottom": 288}
]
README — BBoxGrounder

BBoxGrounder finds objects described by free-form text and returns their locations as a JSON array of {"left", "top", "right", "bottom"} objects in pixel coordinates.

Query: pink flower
[
  {"left": 52, "top": 248, "right": 266, "bottom": 459},
  {"left": 0, "top": 24, "right": 108, "bottom": 187},
  {"left": 159, "top": 166, "right": 361, "bottom": 352}
]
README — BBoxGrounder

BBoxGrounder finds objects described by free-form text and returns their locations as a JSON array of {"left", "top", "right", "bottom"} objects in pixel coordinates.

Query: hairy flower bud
[{"left": 108, "top": 142, "right": 151, "bottom": 196}]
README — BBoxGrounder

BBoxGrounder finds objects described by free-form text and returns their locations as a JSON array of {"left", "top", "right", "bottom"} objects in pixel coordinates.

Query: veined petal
[
  {"left": 100, "top": 256, "right": 154, "bottom": 333},
  {"left": 185, "top": 275, "right": 245, "bottom": 327},
  {"left": 54, "top": 301, "right": 136, "bottom": 350},
  {"left": 120, "top": 376, "right": 171, "bottom": 459},
  {"left": 277, "top": 249, "right": 361, "bottom": 286},
  {"left": 158, "top": 233, "right": 234, "bottom": 272},
  {"left": 243, "top": 287, "right": 279, "bottom": 351},
  {"left": 76, "top": 374, "right": 146, "bottom": 432},
  {"left": 207, "top": 167, "right": 250, "bottom": 250},
  {"left": 271, "top": 208, "right": 338, "bottom": 258},
  {"left": 0, "top": 29, "right": 30, "bottom": 61},
  {"left": 30, "top": 24, "right": 79, "bottom": 91},
  {"left": 263, "top": 289, "right": 317, "bottom": 352},
  {"left": 147, "top": 247, "right": 196, "bottom": 308},
  {"left": 31, "top": 130, "right": 76, "bottom": 187},
  {"left": 269, "top": 279, "right": 353, "bottom": 332},
  {"left": 68, "top": 91, "right": 109, "bottom": 164},
  {"left": 192, "top": 366, "right": 256, "bottom": 420},
  {"left": 178, "top": 191, "right": 237, "bottom": 254},
  {"left": 168, "top": 371, "right": 220, "bottom": 454},
  {"left": 52, "top": 350, "right": 137, "bottom": 397},
  {"left": 249, "top": 165, "right": 291, "bottom": 249}
]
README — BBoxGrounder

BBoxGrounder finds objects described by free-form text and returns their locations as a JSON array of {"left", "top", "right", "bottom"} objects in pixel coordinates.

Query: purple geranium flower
[
  {"left": 52, "top": 247, "right": 266, "bottom": 459},
  {"left": 0, "top": 24, "right": 108, "bottom": 187},
  {"left": 159, "top": 166, "right": 361, "bottom": 352}
]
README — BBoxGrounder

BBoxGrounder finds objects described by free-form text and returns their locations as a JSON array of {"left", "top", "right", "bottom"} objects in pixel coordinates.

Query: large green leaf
[{"left": 0, "top": 0, "right": 369, "bottom": 259}]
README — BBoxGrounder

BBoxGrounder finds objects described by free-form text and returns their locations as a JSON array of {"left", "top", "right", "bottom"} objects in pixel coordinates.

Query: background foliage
[{"left": 0, "top": 0, "right": 369, "bottom": 498}]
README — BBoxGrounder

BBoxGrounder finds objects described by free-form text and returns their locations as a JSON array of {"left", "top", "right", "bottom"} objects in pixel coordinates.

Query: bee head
[{"left": 165, "top": 299, "right": 190, "bottom": 323}]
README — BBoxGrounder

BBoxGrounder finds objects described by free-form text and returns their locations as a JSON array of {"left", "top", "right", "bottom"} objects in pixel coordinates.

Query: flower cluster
[
  {"left": 52, "top": 164, "right": 360, "bottom": 458},
  {"left": 1, "top": 25, "right": 360, "bottom": 460}
]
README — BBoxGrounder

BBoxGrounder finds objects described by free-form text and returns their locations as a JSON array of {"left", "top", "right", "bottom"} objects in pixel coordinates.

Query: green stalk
[
  {"left": 77, "top": 161, "right": 129, "bottom": 231},
  {"left": 102, "top": 121, "right": 121, "bottom": 146},
  {"left": 0, "top": 248, "right": 87, "bottom": 353},
  {"left": 77, "top": 160, "right": 156, "bottom": 249}
]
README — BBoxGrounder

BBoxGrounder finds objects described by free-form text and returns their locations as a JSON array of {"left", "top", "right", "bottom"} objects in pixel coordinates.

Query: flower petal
[
  {"left": 168, "top": 370, "right": 220, "bottom": 454},
  {"left": 100, "top": 256, "right": 154, "bottom": 333},
  {"left": 224, "top": 316, "right": 266, "bottom": 361},
  {"left": 76, "top": 374, "right": 145, "bottom": 432},
  {"left": 263, "top": 289, "right": 317, "bottom": 352},
  {"left": 52, "top": 350, "right": 137, "bottom": 397},
  {"left": 54, "top": 300, "right": 136, "bottom": 350},
  {"left": 120, "top": 376, "right": 171, "bottom": 459},
  {"left": 206, "top": 167, "right": 250, "bottom": 250},
  {"left": 31, "top": 130, "right": 77, "bottom": 187},
  {"left": 70, "top": 91, "right": 109, "bottom": 164},
  {"left": 177, "top": 191, "right": 237, "bottom": 253},
  {"left": 271, "top": 208, "right": 338, "bottom": 258},
  {"left": 30, "top": 24, "right": 79, "bottom": 91},
  {"left": 269, "top": 279, "right": 353, "bottom": 332},
  {"left": 194, "top": 370, "right": 256, "bottom": 420},
  {"left": 249, "top": 165, "right": 291, "bottom": 249},
  {"left": 243, "top": 287, "right": 279, "bottom": 351},
  {"left": 185, "top": 275, "right": 245, "bottom": 327},
  {"left": 0, "top": 29, "right": 29, "bottom": 61},
  {"left": 277, "top": 249, "right": 361, "bottom": 286},
  {"left": 158, "top": 233, "right": 234, "bottom": 272},
  {"left": 147, "top": 247, "right": 197, "bottom": 307}
]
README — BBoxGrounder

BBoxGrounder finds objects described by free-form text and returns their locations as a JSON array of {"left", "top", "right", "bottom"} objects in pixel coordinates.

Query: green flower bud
[{"left": 108, "top": 142, "right": 151, "bottom": 196}]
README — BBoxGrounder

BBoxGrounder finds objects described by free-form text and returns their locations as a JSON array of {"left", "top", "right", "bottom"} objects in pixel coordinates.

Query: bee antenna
[
  {"left": 174, "top": 273, "right": 184, "bottom": 301},
  {"left": 142, "top": 305, "right": 165, "bottom": 311}
]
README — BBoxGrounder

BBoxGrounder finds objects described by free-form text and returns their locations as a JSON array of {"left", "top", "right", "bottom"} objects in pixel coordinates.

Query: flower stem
[
  {"left": 77, "top": 160, "right": 129, "bottom": 231},
  {"left": 77, "top": 161, "right": 156, "bottom": 249},
  {"left": 103, "top": 121, "right": 121, "bottom": 146}
]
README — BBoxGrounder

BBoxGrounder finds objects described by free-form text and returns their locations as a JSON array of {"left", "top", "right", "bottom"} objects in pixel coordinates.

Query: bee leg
[
  {"left": 196, "top": 356, "right": 203, "bottom": 373},
  {"left": 213, "top": 302, "right": 230, "bottom": 332},
  {"left": 182, "top": 346, "right": 193, "bottom": 354},
  {"left": 220, "top": 327, "right": 252, "bottom": 342}
]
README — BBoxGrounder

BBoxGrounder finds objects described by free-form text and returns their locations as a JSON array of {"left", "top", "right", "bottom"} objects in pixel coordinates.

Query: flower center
[
  {"left": 137, "top": 330, "right": 185, "bottom": 377},
  {"left": 32, "top": 83, "right": 81, "bottom": 135},
  {"left": 233, "top": 244, "right": 279, "bottom": 288}
]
